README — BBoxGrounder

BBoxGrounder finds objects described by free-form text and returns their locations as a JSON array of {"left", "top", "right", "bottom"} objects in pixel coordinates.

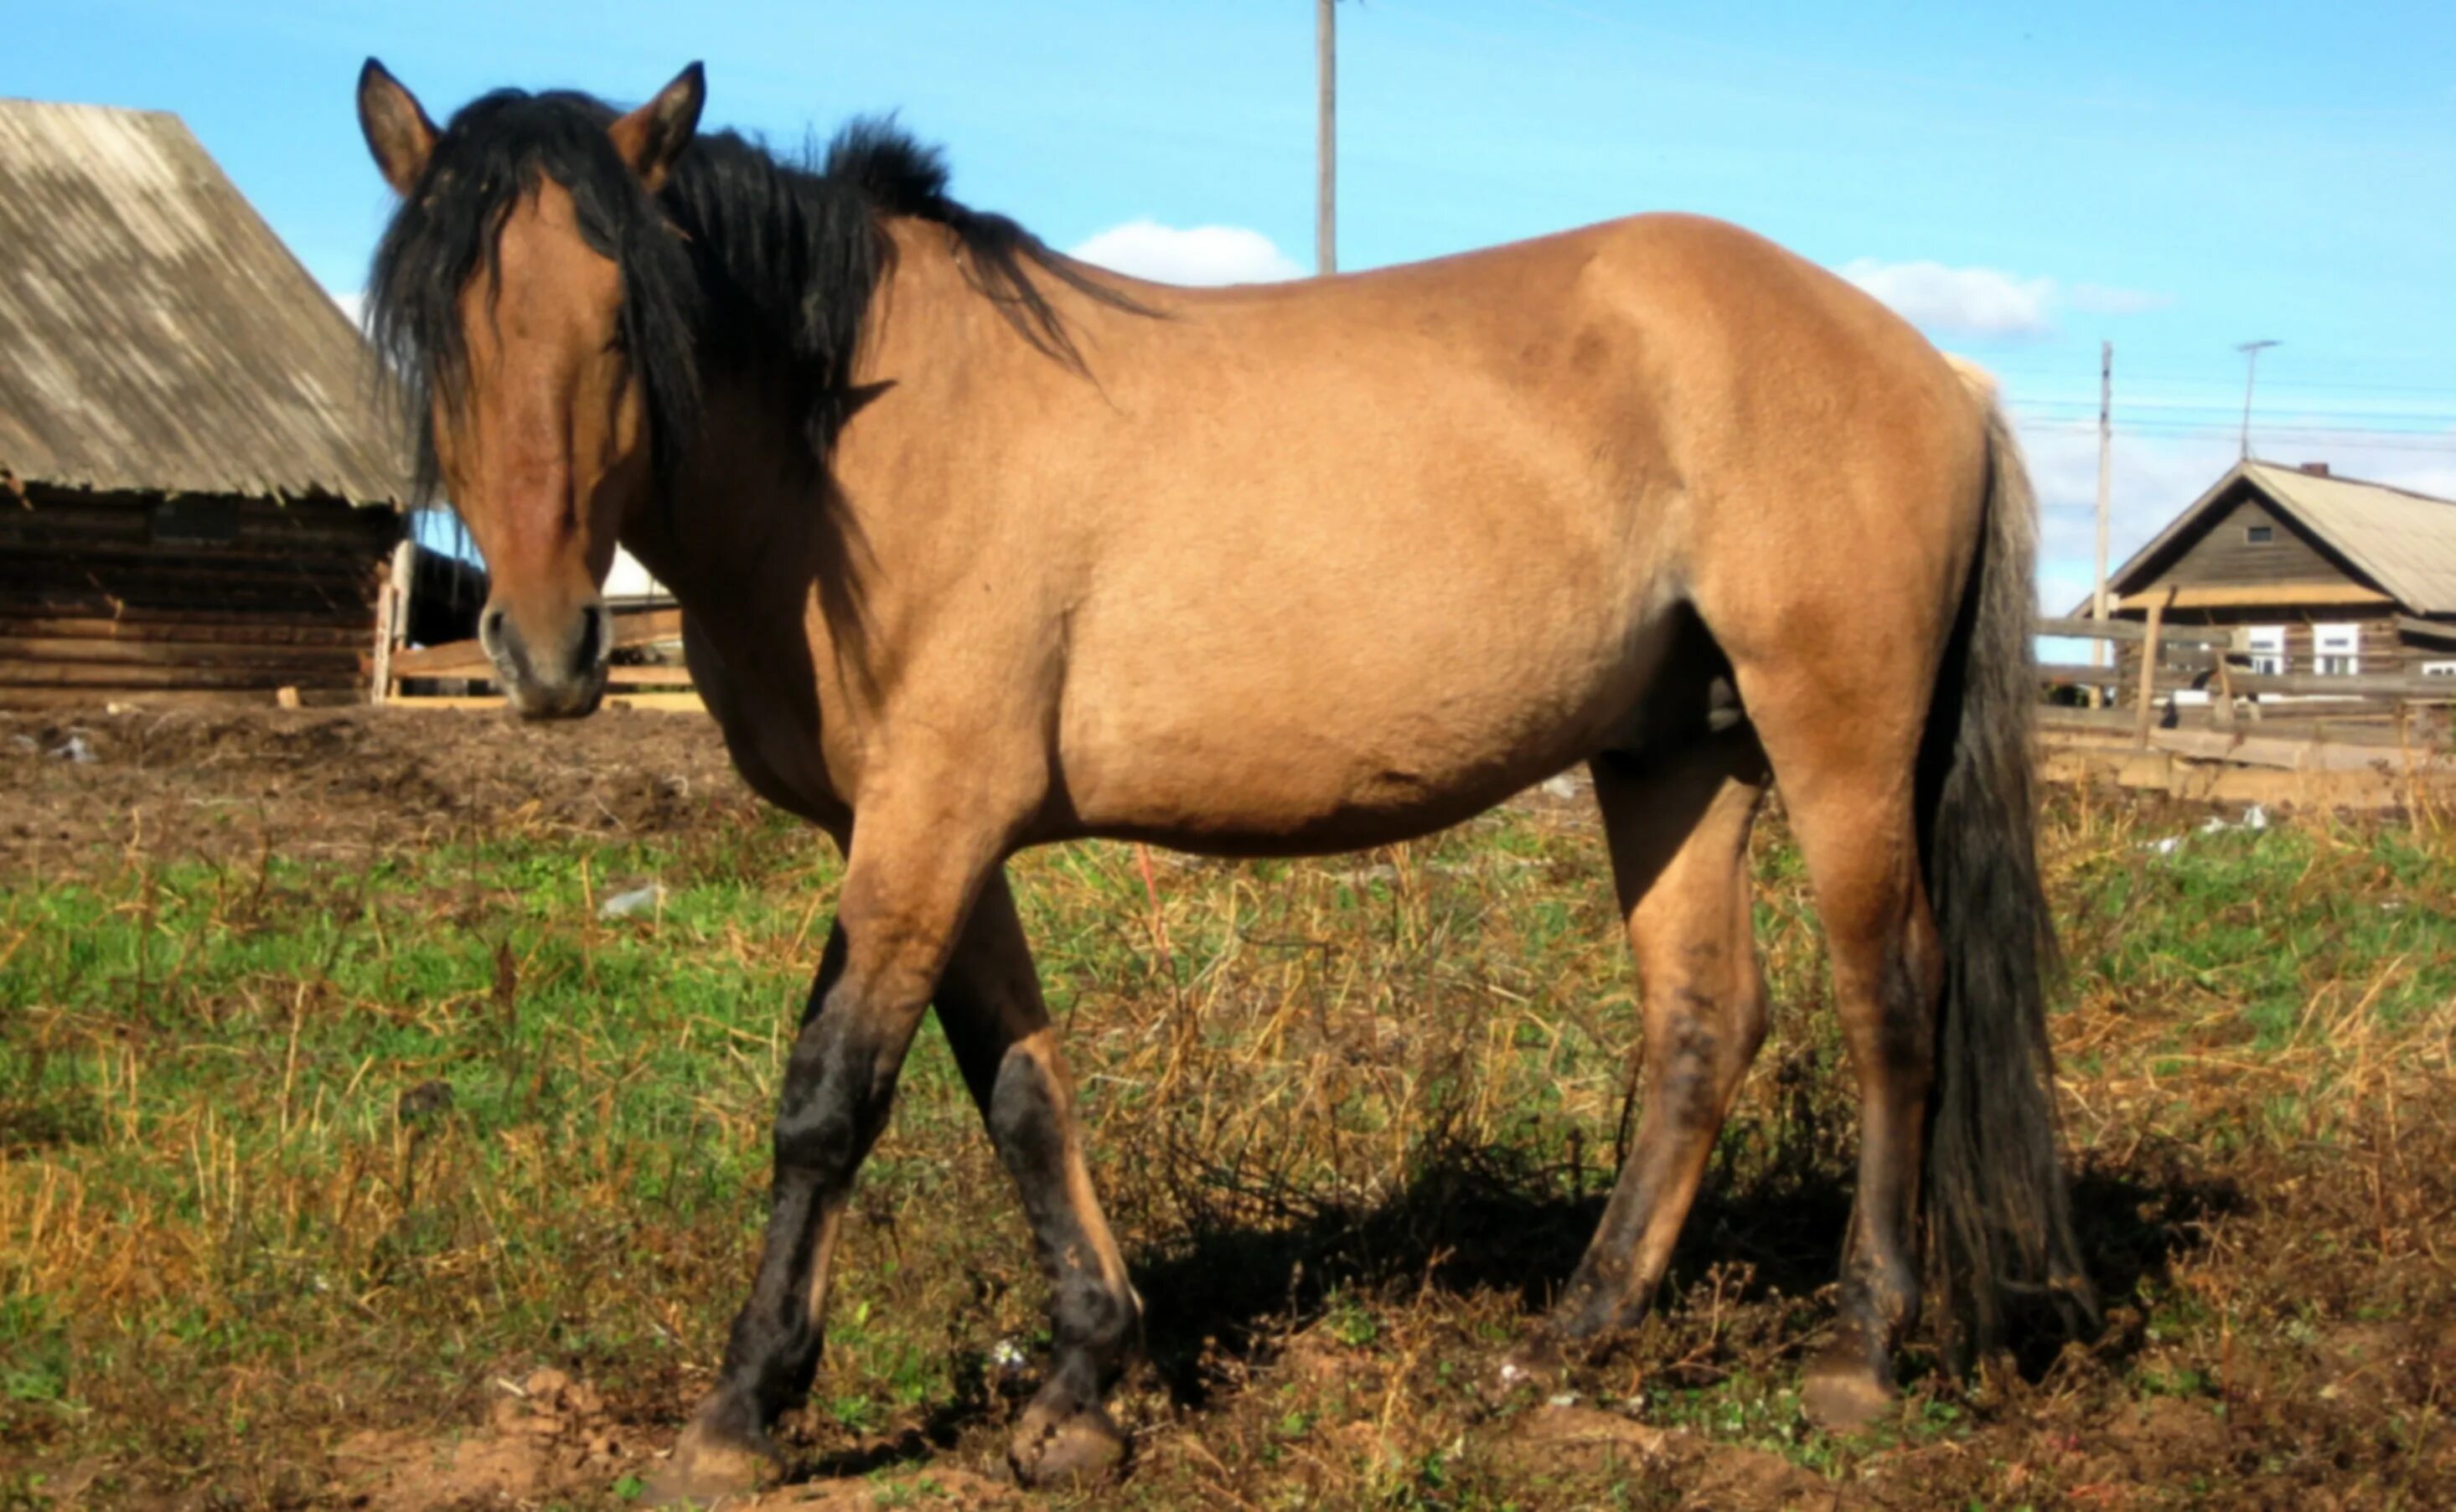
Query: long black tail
[{"left": 1918, "top": 381, "right": 2096, "bottom": 1365}]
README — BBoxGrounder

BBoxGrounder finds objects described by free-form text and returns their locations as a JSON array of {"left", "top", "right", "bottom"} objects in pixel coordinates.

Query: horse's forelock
[{"left": 365, "top": 90, "right": 703, "bottom": 501}]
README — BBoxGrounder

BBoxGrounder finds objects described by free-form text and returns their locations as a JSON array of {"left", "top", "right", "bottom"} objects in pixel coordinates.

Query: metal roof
[
  {"left": 2096, "top": 461, "right": 2456, "bottom": 617},
  {"left": 0, "top": 98, "right": 407, "bottom": 505},
  {"left": 2246, "top": 463, "right": 2456, "bottom": 615}
]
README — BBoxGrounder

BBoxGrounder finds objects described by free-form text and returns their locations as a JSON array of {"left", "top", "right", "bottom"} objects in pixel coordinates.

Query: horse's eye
[{"left": 604, "top": 327, "right": 629, "bottom": 358}]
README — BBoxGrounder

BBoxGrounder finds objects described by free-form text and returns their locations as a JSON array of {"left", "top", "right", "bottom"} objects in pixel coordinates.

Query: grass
[{"left": 2, "top": 764, "right": 2453, "bottom": 1508}]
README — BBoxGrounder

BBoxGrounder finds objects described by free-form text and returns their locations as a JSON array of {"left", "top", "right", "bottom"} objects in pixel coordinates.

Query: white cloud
[
  {"left": 1842, "top": 259, "right": 2056, "bottom": 339},
  {"left": 1839, "top": 261, "right": 2175, "bottom": 340},
  {"left": 330, "top": 287, "right": 365, "bottom": 328},
  {"left": 1068, "top": 220, "right": 1303, "bottom": 286},
  {"left": 2069, "top": 283, "right": 2174, "bottom": 317}
]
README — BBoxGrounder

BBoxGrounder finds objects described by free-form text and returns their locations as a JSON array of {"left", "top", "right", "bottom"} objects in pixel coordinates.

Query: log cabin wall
[
  {"left": 0, "top": 485, "right": 401, "bottom": 709},
  {"left": 2111, "top": 612, "right": 2423, "bottom": 684},
  {"left": 2149, "top": 493, "right": 2346, "bottom": 591}
]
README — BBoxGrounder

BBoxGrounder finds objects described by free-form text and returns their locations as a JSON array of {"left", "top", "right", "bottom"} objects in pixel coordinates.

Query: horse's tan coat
[
  {"left": 633, "top": 212, "right": 1985, "bottom": 859},
  {"left": 358, "top": 63, "right": 2053, "bottom": 1501}
]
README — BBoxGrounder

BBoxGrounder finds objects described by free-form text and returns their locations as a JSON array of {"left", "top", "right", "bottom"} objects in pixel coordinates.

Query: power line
[{"left": 2014, "top": 421, "right": 2456, "bottom": 454}]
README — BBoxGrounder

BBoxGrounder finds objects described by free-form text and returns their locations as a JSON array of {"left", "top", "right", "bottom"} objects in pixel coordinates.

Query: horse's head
[{"left": 358, "top": 60, "right": 705, "bottom": 719}]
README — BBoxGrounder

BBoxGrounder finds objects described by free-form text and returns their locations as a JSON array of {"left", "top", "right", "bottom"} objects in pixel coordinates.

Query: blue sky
[{"left": 11, "top": 1, "right": 2454, "bottom": 601}]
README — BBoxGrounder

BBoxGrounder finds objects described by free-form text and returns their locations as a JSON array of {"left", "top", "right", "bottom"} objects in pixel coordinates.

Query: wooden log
[
  {"left": 2040, "top": 705, "right": 2144, "bottom": 732},
  {"left": 0, "top": 556, "right": 379, "bottom": 595},
  {"left": 0, "top": 637, "right": 361, "bottom": 670},
  {"left": 385, "top": 664, "right": 693, "bottom": 689},
  {"left": 0, "top": 617, "right": 370, "bottom": 647},
  {"left": 388, "top": 690, "right": 708, "bottom": 714},
  {"left": 393, "top": 615, "right": 690, "bottom": 679},
  {"left": 612, "top": 606, "right": 683, "bottom": 645},
  {"left": 2134, "top": 587, "right": 2172, "bottom": 748},
  {"left": 390, "top": 640, "right": 491, "bottom": 677},
  {"left": 608, "top": 691, "right": 705, "bottom": 713},
  {"left": 2041, "top": 651, "right": 2213, "bottom": 685},
  {"left": 2397, "top": 616, "right": 2456, "bottom": 647},
  {"left": 0, "top": 685, "right": 364, "bottom": 711},
  {"left": 2229, "top": 670, "right": 2456, "bottom": 698},
  {"left": 0, "top": 599, "right": 373, "bottom": 631},
  {"left": 2037, "top": 616, "right": 2231, "bottom": 648},
  {"left": 0, "top": 662, "right": 361, "bottom": 690},
  {"left": 0, "top": 519, "right": 401, "bottom": 558},
  {"left": 2037, "top": 726, "right": 2456, "bottom": 777},
  {"left": 2116, "top": 584, "right": 2391, "bottom": 611}
]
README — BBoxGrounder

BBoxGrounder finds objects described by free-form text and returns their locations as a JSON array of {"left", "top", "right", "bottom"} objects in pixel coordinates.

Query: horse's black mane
[{"left": 366, "top": 89, "right": 1130, "bottom": 499}]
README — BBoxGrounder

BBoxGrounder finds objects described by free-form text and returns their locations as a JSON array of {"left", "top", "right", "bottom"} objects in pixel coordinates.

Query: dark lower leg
[
  {"left": 1549, "top": 741, "right": 1769, "bottom": 1344},
  {"left": 937, "top": 875, "right": 1140, "bottom": 1484},
  {"left": 656, "top": 808, "right": 1006, "bottom": 1503},
  {"left": 677, "top": 927, "right": 923, "bottom": 1461},
  {"left": 1804, "top": 941, "right": 1936, "bottom": 1425}
]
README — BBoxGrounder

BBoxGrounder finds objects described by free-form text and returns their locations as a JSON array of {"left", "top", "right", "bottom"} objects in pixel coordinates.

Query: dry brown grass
[{"left": 1, "top": 710, "right": 2452, "bottom": 1509}]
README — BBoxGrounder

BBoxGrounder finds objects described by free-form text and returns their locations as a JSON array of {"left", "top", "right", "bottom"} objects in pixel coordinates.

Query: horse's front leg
[
  {"left": 654, "top": 797, "right": 1009, "bottom": 1504},
  {"left": 933, "top": 869, "right": 1141, "bottom": 1485}
]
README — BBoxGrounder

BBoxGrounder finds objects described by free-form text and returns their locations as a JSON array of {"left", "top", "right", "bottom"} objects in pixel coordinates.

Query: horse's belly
[{"left": 1058, "top": 603, "right": 1683, "bottom": 857}]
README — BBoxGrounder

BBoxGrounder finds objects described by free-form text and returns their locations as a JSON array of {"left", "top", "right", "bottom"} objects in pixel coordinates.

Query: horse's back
[{"left": 830, "top": 209, "right": 1992, "bottom": 851}]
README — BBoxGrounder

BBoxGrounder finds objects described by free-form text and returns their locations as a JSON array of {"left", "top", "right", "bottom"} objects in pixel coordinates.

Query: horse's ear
[
  {"left": 610, "top": 63, "right": 705, "bottom": 193},
  {"left": 358, "top": 59, "right": 438, "bottom": 196}
]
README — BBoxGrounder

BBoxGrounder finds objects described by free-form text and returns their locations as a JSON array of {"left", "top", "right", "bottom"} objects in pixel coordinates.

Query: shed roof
[
  {"left": 0, "top": 98, "right": 407, "bottom": 505},
  {"left": 2097, "top": 462, "right": 2456, "bottom": 617}
]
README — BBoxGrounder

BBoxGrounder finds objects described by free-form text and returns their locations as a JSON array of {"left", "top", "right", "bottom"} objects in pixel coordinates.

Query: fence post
[
  {"left": 2133, "top": 586, "right": 2174, "bottom": 748},
  {"left": 370, "top": 537, "right": 414, "bottom": 707}
]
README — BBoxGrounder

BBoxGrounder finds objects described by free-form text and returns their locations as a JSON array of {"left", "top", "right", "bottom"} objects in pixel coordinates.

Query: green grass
[{"left": 2, "top": 787, "right": 2452, "bottom": 1507}]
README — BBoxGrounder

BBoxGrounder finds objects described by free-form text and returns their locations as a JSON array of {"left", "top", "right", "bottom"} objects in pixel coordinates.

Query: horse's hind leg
[
  {"left": 933, "top": 870, "right": 1143, "bottom": 1486},
  {"left": 1736, "top": 670, "right": 1943, "bottom": 1429},
  {"left": 1537, "top": 729, "right": 1771, "bottom": 1354}
]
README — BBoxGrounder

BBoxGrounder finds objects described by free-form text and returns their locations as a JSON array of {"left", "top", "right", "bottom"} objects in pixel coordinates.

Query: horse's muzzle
[{"left": 478, "top": 598, "right": 612, "bottom": 720}]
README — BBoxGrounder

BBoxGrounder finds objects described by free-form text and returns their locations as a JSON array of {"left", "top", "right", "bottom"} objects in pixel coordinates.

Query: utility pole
[
  {"left": 1316, "top": 0, "right": 1337, "bottom": 276},
  {"left": 2236, "top": 339, "right": 2279, "bottom": 461},
  {"left": 2091, "top": 340, "right": 2113, "bottom": 704}
]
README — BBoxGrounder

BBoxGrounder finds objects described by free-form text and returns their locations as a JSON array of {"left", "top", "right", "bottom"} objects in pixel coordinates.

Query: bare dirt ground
[
  {"left": 0, "top": 706, "right": 733, "bottom": 871},
  {"left": 3, "top": 708, "right": 2453, "bottom": 1510}
]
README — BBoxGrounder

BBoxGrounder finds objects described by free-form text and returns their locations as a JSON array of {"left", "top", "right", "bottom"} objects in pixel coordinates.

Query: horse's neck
[{"left": 618, "top": 220, "right": 1045, "bottom": 687}]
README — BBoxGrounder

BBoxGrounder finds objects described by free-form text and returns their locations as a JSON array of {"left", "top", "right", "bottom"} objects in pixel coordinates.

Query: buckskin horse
[{"left": 356, "top": 59, "right": 2090, "bottom": 1499}]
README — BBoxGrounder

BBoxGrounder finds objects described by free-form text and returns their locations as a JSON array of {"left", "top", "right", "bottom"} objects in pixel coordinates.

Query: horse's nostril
[
  {"left": 571, "top": 606, "right": 608, "bottom": 677},
  {"left": 479, "top": 606, "right": 509, "bottom": 653}
]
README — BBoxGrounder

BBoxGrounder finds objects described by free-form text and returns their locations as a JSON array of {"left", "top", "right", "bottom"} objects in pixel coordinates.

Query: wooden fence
[
  {"left": 2037, "top": 603, "right": 2456, "bottom": 802},
  {"left": 368, "top": 597, "right": 2454, "bottom": 802},
  {"left": 375, "top": 604, "right": 701, "bottom": 712}
]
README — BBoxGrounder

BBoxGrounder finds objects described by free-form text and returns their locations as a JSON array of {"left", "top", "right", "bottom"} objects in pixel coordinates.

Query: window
[
  {"left": 2314, "top": 622, "right": 2360, "bottom": 676},
  {"left": 2244, "top": 625, "right": 2287, "bottom": 676},
  {"left": 2422, "top": 662, "right": 2456, "bottom": 679},
  {"left": 2245, "top": 524, "right": 2274, "bottom": 544}
]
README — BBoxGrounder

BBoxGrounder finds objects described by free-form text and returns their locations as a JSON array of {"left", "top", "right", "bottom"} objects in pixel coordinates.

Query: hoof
[
  {"left": 1801, "top": 1334, "right": 1897, "bottom": 1432},
  {"left": 644, "top": 1412, "right": 780, "bottom": 1508},
  {"left": 1007, "top": 1401, "right": 1128, "bottom": 1488}
]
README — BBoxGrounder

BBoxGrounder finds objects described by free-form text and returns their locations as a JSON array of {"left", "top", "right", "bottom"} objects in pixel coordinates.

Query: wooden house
[
  {"left": 2084, "top": 461, "right": 2456, "bottom": 692},
  {"left": 0, "top": 98, "right": 409, "bottom": 710}
]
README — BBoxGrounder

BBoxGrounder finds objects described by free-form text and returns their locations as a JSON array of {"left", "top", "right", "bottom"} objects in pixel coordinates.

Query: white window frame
[
  {"left": 2244, "top": 625, "right": 2287, "bottom": 677},
  {"left": 2314, "top": 622, "right": 2361, "bottom": 677},
  {"left": 2422, "top": 660, "right": 2456, "bottom": 678}
]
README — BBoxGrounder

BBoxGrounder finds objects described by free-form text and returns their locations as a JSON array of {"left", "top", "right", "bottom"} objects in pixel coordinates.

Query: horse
[{"left": 355, "top": 59, "right": 2091, "bottom": 1499}]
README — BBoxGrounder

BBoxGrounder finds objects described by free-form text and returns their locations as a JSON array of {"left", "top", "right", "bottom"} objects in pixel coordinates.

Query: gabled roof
[
  {"left": 2097, "top": 461, "right": 2456, "bottom": 616},
  {"left": 0, "top": 98, "right": 407, "bottom": 505}
]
